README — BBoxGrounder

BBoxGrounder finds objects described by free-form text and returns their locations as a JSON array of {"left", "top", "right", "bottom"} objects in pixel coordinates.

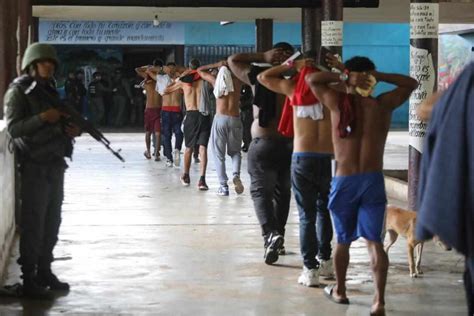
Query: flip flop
[
  {"left": 370, "top": 307, "right": 386, "bottom": 316},
  {"left": 324, "top": 284, "right": 349, "bottom": 305},
  {"left": 144, "top": 151, "right": 151, "bottom": 159}
]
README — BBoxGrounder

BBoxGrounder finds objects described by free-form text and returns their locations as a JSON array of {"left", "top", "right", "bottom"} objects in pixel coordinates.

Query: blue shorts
[{"left": 328, "top": 172, "right": 387, "bottom": 244}]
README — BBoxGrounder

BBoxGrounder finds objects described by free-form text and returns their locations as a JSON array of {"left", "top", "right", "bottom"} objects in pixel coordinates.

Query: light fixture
[
  {"left": 153, "top": 15, "right": 160, "bottom": 27},
  {"left": 220, "top": 21, "right": 234, "bottom": 26}
]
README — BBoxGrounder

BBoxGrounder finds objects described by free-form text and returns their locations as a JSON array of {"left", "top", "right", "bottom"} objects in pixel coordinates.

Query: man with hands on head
[
  {"left": 227, "top": 43, "right": 294, "bottom": 265},
  {"left": 305, "top": 56, "right": 417, "bottom": 316},
  {"left": 257, "top": 50, "right": 344, "bottom": 286}
]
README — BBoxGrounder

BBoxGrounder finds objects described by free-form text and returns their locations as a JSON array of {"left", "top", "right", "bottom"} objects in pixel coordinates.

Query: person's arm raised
[
  {"left": 197, "top": 61, "right": 226, "bottom": 87},
  {"left": 305, "top": 71, "right": 344, "bottom": 112},
  {"left": 257, "top": 64, "right": 295, "bottom": 97},
  {"left": 135, "top": 66, "right": 150, "bottom": 79},
  {"left": 374, "top": 71, "right": 418, "bottom": 111},
  {"left": 163, "top": 81, "right": 182, "bottom": 95},
  {"left": 228, "top": 48, "right": 292, "bottom": 86}
]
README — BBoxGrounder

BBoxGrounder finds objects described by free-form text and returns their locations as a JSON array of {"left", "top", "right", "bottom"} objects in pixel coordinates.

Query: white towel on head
[
  {"left": 155, "top": 74, "right": 172, "bottom": 95},
  {"left": 213, "top": 66, "right": 234, "bottom": 98}
]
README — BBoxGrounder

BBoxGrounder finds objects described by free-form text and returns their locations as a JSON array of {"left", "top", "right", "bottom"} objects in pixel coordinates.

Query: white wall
[{"left": 0, "top": 120, "right": 16, "bottom": 281}]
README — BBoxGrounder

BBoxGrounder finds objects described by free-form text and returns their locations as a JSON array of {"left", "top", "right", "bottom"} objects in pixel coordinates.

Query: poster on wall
[
  {"left": 321, "top": 21, "right": 343, "bottom": 47},
  {"left": 39, "top": 20, "right": 185, "bottom": 45},
  {"left": 410, "top": 3, "right": 438, "bottom": 39},
  {"left": 409, "top": 46, "right": 435, "bottom": 153}
]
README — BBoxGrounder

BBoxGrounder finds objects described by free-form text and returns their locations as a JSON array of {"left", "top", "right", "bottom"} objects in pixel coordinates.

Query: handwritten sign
[
  {"left": 410, "top": 3, "right": 439, "bottom": 39},
  {"left": 321, "top": 21, "right": 343, "bottom": 47},
  {"left": 39, "top": 20, "right": 185, "bottom": 45},
  {"left": 409, "top": 46, "right": 435, "bottom": 153}
]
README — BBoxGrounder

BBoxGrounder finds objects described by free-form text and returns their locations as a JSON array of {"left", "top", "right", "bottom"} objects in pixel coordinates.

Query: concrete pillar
[
  {"left": 0, "top": 0, "right": 19, "bottom": 119},
  {"left": 255, "top": 19, "right": 273, "bottom": 52},
  {"left": 321, "top": 0, "right": 343, "bottom": 57},
  {"left": 301, "top": 7, "right": 322, "bottom": 53},
  {"left": 408, "top": 0, "right": 439, "bottom": 210},
  {"left": 31, "top": 17, "right": 39, "bottom": 43},
  {"left": 18, "top": 0, "right": 33, "bottom": 75}
]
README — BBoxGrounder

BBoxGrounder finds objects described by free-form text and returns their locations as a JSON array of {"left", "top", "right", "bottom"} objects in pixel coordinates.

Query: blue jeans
[
  {"left": 291, "top": 153, "right": 333, "bottom": 269},
  {"left": 162, "top": 111, "right": 184, "bottom": 161}
]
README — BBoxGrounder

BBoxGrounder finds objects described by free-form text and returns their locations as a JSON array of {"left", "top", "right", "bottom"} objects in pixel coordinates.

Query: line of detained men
[
  {"left": 138, "top": 43, "right": 417, "bottom": 316},
  {"left": 5, "top": 41, "right": 418, "bottom": 316}
]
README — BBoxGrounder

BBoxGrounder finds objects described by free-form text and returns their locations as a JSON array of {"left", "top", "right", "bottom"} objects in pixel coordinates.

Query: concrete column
[
  {"left": 31, "top": 17, "right": 39, "bottom": 43},
  {"left": 301, "top": 7, "right": 322, "bottom": 53},
  {"left": 321, "top": 0, "right": 343, "bottom": 57},
  {"left": 255, "top": 19, "right": 273, "bottom": 52},
  {"left": 0, "top": 0, "right": 19, "bottom": 119},
  {"left": 19, "top": 0, "right": 33, "bottom": 75},
  {"left": 408, "top": 0, "right": 439, "bottom": 210}
]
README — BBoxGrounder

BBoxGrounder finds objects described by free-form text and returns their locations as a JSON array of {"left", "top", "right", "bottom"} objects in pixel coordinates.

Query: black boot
[
  {"left": 36, "top": 269, "right": 70, "bottom": 291},
  {"left": 22, "top": 276, "right": 54, "bottom": 300}
]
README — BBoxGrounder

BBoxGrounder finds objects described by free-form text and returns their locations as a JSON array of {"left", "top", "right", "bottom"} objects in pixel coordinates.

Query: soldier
[
  {"left": 88, "top": 71, "right": 110, "bottom": 126},
  {"left": 4, "top": 43, "right": 81, "bottom": 299}
]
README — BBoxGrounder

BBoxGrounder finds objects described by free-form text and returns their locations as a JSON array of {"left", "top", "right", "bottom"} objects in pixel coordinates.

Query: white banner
[
  {"left": 321, "top": 21, "right": 343, "bottom": 47},
  {"left": 409, "top": 46, "right": 435, "bottom": 153},
  {"left": 410, "top": 3, "right": 439, "bottom": 39},
  {"left": 39, "top": 20, "right": 185, "bottom": 45}
]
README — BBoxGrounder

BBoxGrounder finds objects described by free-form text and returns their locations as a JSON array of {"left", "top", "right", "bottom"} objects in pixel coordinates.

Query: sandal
[{"left": 324, "top": 284, "right": 349, "bottom": 305}]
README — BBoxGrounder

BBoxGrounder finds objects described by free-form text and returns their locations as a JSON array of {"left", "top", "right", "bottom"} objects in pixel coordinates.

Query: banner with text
[{"left": 39, "top": 20, "right": 185, "bottom": 45}]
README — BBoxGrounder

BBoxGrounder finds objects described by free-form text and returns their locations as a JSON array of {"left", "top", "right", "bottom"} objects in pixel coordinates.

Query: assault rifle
[
  {"left": 35, "top": 83, "right": 125, "bottom": 162},
  {"left": 58, "top": 104, "right": 125, "bottom": 162}
]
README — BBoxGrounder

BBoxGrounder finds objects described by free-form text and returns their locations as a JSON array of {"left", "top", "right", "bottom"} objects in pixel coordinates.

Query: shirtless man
[
  {"left": 306, "top": 56, "right": 417, "bottom": 316},
  {"left": 258, "top": 51, "right": 340, "bottom": 285},
  {"left": 156, "top": 62, "right": 185, "bottom": 168},
  {"left": 197, "top": 60, "right": 244, "bottom": 196},
  {"left": 163, "top": 59, "right": 211, "bottom": 190},
  {"left": 135, "top": 59, "right": 163, "bottom": 161},
  {"left": 227, "top": 42, "right": 293, "bottom": 264}
]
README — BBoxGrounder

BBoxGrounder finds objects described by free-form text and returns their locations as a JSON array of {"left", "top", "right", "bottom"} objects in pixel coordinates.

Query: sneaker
[
  {"left": 166, "top": 159, "right": 173, "bottom": 167},
  {"left": 217, "top": 185, "right": 229, "bottom": 196},
  {"left": 198, "top": 178, "right": 209, "bottom": 191},
  {"left": 36, "top": 270, "right": 70, "bottom": 291},
  {"left": 181, "top": 174, "right": 190, "bottom": 186},
  {"left": 277, "top": 244, "right": 286, "bottom": 256},
  {"left": 319, "top": 259, "right": 334, "bottom": 278},
  {"left": 298, "top": 266, "right": 320, "bottom": 287},
  {"left": 173, "top": 149, "right": 181, "bottom": 167},
  {"left": 264, "top": 233, "right": 284, "bottom": 265},
  {"left": 233, "top": 175, "right": 244, "bottom": 194}
]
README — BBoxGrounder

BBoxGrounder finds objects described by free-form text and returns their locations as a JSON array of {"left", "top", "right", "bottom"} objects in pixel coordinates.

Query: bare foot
[{"left": 370, "top": 303, "right": 385, "bottom": 316}]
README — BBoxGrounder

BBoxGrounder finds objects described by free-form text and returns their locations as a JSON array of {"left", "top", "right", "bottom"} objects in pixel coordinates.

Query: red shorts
[{"left": 144, "top": 108, "right": 161, "bottom": 132}]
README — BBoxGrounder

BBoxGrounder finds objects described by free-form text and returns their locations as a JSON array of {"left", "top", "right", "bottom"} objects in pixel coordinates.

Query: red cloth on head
[
  {"left": 181, "top": 70, "right": 201, "bottom": 85},
  {"left": 278, "top": 97, "right": 293, "bottom": 137},
  {"left": 338, "top": 93, "right": 355, "bottom": 138},
  {"left": 290, "top": 66, "right": 320, "bottom": 106}
]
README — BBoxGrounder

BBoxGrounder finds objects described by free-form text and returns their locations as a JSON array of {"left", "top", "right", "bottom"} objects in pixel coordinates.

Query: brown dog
[
  {"left": 384, "top": 205, "right": 452, "bottom": 278},
  {"left": 385, "top": 205, "right": 424, "bottom": 278}
]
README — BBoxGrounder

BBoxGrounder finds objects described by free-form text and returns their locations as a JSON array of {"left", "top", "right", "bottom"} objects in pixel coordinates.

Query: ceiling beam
[{"left": 32, "top": 0, "right": 380, "bottom": 8}]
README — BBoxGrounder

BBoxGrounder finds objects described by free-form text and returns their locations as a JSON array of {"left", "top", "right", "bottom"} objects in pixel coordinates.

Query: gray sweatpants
[{"left": 210, "top": 114, "right": 243, "bottom": 185}]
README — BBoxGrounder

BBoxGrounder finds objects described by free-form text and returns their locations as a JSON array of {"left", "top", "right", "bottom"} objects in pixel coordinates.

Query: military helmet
[{"left": 21, "top": 43, "right": 59, "bottom": 72}]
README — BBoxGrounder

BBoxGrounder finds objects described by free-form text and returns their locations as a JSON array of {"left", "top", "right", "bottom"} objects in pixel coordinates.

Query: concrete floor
[{"left": 0, "top": 132, "right": 467, "bottom": 315}]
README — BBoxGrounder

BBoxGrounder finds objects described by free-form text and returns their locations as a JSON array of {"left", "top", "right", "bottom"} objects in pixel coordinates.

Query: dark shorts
[
  {"left": 144, "top": 108, "right": 161, "bottom": 132},
  {"left": 328, "top": 172, "right": 387, "bottom": 244},
  {"left": 183, "top": 110, "right": 211, "bottom": 148}
]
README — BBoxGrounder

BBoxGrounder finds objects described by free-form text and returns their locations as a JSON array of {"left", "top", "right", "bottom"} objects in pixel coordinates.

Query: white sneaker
[
  {"left": 319, "top": 259, "right": 334, "bottom": 278},
  {"left": 173, "top": 149, "right": 181, "bottom": 167},
  {"left": 165, "top": 159, "right": 173, "bottom": 167},
  {"left": 298, "top": 266, "right": 320, "bottom": 287}
]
